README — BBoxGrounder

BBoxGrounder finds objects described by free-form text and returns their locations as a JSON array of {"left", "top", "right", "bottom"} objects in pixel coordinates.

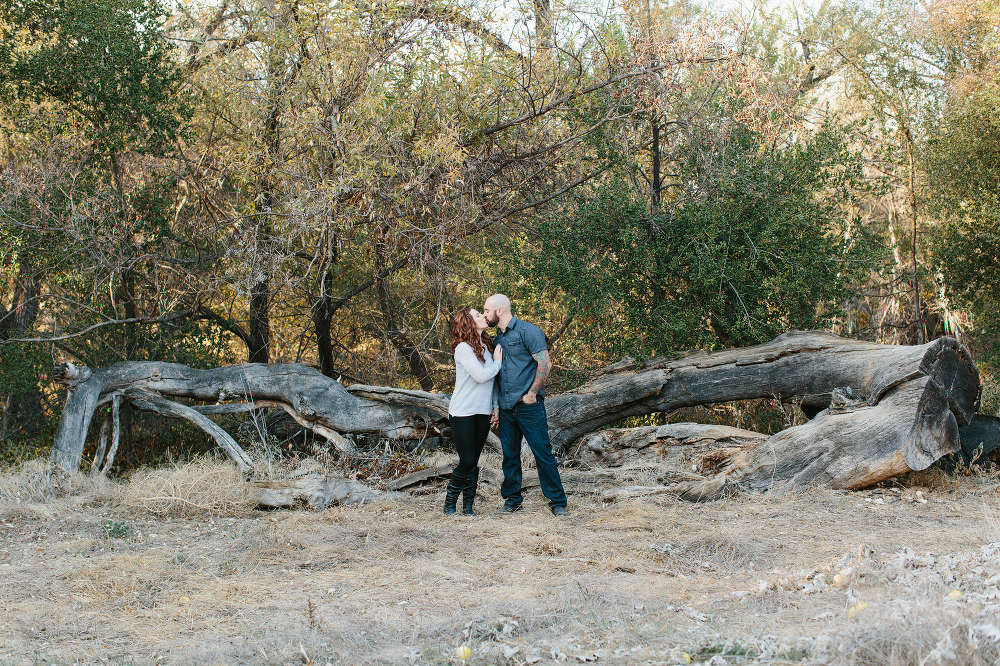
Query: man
[{"left": 483, "top": 294, "right": 568, "bottom": 516}]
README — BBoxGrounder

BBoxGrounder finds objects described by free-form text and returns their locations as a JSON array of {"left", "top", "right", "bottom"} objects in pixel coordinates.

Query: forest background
[{"left": 1, "top": 0, "right": 998, "bottom": 471}]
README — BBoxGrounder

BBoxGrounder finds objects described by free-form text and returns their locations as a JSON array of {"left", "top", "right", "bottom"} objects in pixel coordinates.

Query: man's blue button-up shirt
[{"left": 494, "top": 316, "right": 548, "bottom": 410}]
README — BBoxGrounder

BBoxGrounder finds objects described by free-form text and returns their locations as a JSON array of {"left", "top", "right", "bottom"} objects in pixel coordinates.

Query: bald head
[
  {"left": 486, "top": 294, "right": 510, "bottom": 312},
  {"left": 483, "top": 293, "right": 513, "bottom": 330}
]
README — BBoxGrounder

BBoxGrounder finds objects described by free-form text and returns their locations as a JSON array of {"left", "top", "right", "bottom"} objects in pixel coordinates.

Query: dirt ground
[{"left": 2, "top": 456, "right": 1000, "bottom": 666}]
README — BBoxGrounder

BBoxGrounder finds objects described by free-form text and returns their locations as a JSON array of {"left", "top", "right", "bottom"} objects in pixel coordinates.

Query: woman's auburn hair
[{"left": 451, "top": 307, "right": 493, "bottom": 363}]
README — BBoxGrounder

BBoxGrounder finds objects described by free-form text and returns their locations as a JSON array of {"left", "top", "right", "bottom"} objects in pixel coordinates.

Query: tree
[
  {"left": 173, "top": 0, "right": 747, "bottom": 383},
  {"left": 0, "top": 0, "right": 195, "bottom": 451},
  {"left": 923, "top": 0, "right": 1000, "bottom": 366},
  {"left": 532, "top": 120, "right": 882, "bottom": 357}
]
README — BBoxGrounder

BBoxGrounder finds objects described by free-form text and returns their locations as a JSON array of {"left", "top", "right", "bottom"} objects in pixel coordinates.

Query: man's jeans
[{"left": 498, "top": 400, "right": 567, "bottom": 508}]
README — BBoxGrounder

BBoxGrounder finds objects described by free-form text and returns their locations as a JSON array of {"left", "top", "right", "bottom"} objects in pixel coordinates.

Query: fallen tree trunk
[
  {"left": 49, "top": 332, "right": 981, "bottom": 495},
  {"left": 545, "top": 331, "right": 979, "bottom": 453},
  {"left": 592, "top": 367, "right": 975, "bottom": 498},
  {"left": 718, "top": 376, "right": 965, "bottom": 495},
  {"left": 570, "top": 335, "right": 981, "bottom": 497},
  {"left": 50, "top": 362, "right": 450, "bottom": 472},
  {"left": 601, "top": 351, "right": 980, "bottom": 500},
  {"left": 577, "top": 423, "right": 768, "bottom": 469}
]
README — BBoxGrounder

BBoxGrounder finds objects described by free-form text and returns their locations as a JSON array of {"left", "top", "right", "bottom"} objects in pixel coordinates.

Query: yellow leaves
[{"left": 847, "top": 601, "right": 869, "bottom": 618}]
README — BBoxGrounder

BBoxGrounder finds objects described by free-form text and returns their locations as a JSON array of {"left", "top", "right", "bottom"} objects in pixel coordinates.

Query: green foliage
[
  {"left": 0, "top": 0, "right": 190, "bottom": 156},
  {"left": 0, "top": 343, "right": 45, "bottom": 399},
  {"left": 925, "top": 87, "right": 1000, "bottom": 215},
  {"left": 102, "top": 520, "right": 133, "bottom": 539},
  {"left": 927, "top": 85, "right": 1000, "bottom": 365},
  {"left": 531, "top": 123, "right": 885, "bottom": 357}
]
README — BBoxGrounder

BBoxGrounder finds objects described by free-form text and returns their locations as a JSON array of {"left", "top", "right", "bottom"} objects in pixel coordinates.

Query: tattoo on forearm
[{"left": 529, "top": 350, "right": 550, "bottom": 394}]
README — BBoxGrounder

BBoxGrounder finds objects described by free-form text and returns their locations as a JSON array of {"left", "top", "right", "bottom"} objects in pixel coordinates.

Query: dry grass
[
  {"left": 123, "top": 458, "right": 256, "bottom": 518},
  {"left": 0, "top": 458, "right": 119, "bottom": 505},
  {"left": 1, "top": 459, "right": 999, "bottom": 665},
  {"left": 818, "top": 596, "right": 1000, "bottom": 666}
]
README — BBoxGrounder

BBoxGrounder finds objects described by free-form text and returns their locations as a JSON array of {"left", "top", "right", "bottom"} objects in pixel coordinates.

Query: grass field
[{"left": 2, "top": 457, "right": 999, "bottom": 666}]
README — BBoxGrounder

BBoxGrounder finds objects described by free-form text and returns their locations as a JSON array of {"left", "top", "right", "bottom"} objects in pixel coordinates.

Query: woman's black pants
[{"left": 448, "top": 413, "right": 491, "bottom": 475}]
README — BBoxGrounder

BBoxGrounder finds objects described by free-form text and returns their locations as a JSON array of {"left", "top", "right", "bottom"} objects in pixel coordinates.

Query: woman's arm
[{"left": 455, "top": 343, "right": 502, "bottom": 384}]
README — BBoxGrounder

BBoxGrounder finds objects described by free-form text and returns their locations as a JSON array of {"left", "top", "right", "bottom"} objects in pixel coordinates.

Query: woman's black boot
[
  {"left": 462, "top": 467, "right": 480, "bottom": 516},
  {"left": 443, "top": 472, "right": 466, "bottom": 515}
]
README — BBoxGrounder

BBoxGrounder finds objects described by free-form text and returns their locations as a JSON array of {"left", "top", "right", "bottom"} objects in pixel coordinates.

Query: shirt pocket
[{"left": 503, "top": 330, "right": 526, "bottom": 353}]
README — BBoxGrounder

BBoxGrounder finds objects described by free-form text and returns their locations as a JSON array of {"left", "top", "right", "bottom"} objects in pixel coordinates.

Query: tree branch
[
  {"left": 460, "top": 54, "right": 732, "bottom": 146},
  {"left": 193, "top": 305, "right": 252, "bottom": 348},
  {"left": 0, "top": 309, "right": 198, "bottom": 346}
]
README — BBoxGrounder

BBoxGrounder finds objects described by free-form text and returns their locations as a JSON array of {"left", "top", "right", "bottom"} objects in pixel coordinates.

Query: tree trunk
[
  {"left": 247, "top": 276, "right": 271, "bottom": 364},
  {"left": 714, "top": 372, "right": 965, "bottom": 495},
  {"left": 581, "top": 334, "right": 979, "bottom": 498},
  {"left": 314, "top": 267, "right": 336, "bottom": 377},
  {"left": 50, "top": 361, "right": 447, "bottom": 472},
  {"left": 577, "top": 423, "right": 767, "bottom": 470},
  {"left": 48, "top": 331, "right": 980, "bottom": 495},
  {"left": 544, "top": 330, "right": 979, "bottom": 454}
]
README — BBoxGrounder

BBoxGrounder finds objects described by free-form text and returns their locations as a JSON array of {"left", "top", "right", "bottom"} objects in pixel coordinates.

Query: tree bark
[
  {"left": 314, "top": 267, "right": 336, "bottom": 377},
  {"left": 544, "top": 330, "right": 979, "bottom": 454},
  {"left": 48, "top": 331, "right": 980, "bottom": 495},
  {"left": 50, "top": 362, "right": 447, "bottom": 472},
  {"left": 247, "top": 275, "right": 271, "bottom": 364},
  {"left": 577, "top": 422, "right": 767, "bottom": 469}
]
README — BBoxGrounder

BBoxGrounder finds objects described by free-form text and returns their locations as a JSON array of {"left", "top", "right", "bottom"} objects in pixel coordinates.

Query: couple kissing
[{"left": 443, "top": 294, "right": 569, "bottom": 517}]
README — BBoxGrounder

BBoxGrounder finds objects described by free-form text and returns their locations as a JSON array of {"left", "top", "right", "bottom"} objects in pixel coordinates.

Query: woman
[{"left": 445, "top": 307, "right": 502, "bottom": 515}]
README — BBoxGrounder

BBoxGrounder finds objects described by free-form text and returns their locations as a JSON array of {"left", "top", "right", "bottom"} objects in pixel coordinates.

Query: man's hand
[
  {"left": 490, "top": 409, "right": 499, "bottom": 429},
  {"left": 521, "top": 392, "right": 537, "bottom": 404}
]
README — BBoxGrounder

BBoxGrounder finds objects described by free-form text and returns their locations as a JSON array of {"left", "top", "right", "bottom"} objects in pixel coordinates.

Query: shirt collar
[{"left": 499, "top": 315, "right": 519, "bottom": 335}]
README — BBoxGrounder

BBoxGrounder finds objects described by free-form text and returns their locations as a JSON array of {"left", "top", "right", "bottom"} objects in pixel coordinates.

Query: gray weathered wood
[
  {"left": 50, "top": 362, "right": 445, "bottom": 471},
  {"left": 722, "top": 374, "right": 961, "bottom": 493},
  {"left": 577, "top": 423, "right": 768, "bottom": 469},
  {"left": 545, "top": 331, "right": 979, "bottom": 453},
  {"left": 49, "top": 332, "right": 980, "bottom": 496},
  {"left": 385, "top": 464, "right": 455, "bottom": 491},
  {"left": 254, "top": 473, "right": 387, "bottom": 509},
  {"left": 101, "top": 392, "right": 122, "bottom": 476}
]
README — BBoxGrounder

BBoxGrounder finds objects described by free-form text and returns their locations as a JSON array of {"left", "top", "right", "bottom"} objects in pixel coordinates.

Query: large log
[
  {"left": 572, "top": 335, "right": 981, "bottom": 497},
  {"left": 545, "top": 331, "right": 980, "bottom": 453},
  {"left": 719, "top": 375, "right": 966, "bottom": 494},
  {"left": 592, "top": 366, "right": 976, "bottom": 496},
  {"left": 49, "top": 332, "right": 980, "bottom": 495},
  {"left": 577, "top": 422, "right": 768, "bottom": 469},
  {"left": 50, "top": 362, "right": 449, "bottom": 471}
]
